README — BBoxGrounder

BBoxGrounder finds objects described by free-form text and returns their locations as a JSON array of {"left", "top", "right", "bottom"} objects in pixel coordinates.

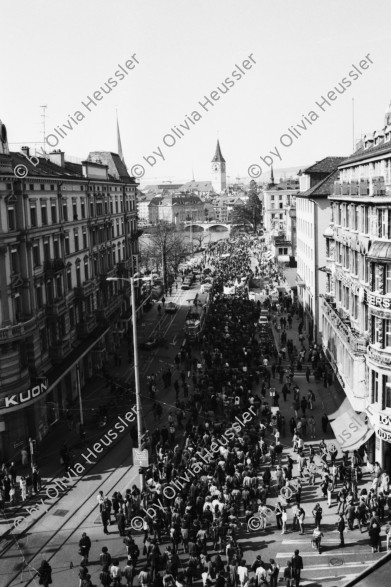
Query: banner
[
  {"left": 223, "top": 286, "right": 236, "bottom": 295},
  {"left": 329, "top": 398, "right": 373, "bottom": 451}
]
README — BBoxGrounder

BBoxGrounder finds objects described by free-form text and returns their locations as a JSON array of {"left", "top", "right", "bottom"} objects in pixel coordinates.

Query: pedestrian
[
  {"left": 79, "top": 532, "right": 91, "bottom": 565},
  {"left": 110, "top": 559, "right": 122, "bottom": 585},
  {"left": 122, "top": 559, "right": 135, "bottom": 586},
  {"left": 161, "top": 296, "right": 166, "bottom": 307},
  {"left": 100, "top": 564, "right": 112, "bottom": 586},
  {"left": 337, "top": 514, "right": 346, "bottom": 547},
  {"left": 157, "top": 304, "right": 162, "bottom": 316},
  {"left": 291, "top": 550, "right": 303, "bottom": 587},
  {"left": 281, "top": 508, "right": 288, "bottom": 535},
  {"left": 237, "top": 560, "right": 248, "bottom": 587},
  {"left": 305, "top": 367, "right": 310, "bottom": 383},
  {"left": 321, "top": 414, "right": 329, "bottom": 433},
  {"left": 116, "top": 510, "right": 126, "bottom": 536},
  {"left": 19, "top": 475, "right": 27, "bottom": 501},
  {"left": 283, "top": 561, "right": 293, "bottom": 587},
  {"left": 100, "top": 547, "right": 112, "bottom": 568},
  {"left": 368, "top": 521, "right": 381, "bottom": 553},
  {"left": 37, "top": 560, "right": 52, "bottom": 587},
  {"left": 268, "top": 559, "right": 280, "bottom": 587},
  {"left": 101, "top": 508, "right": 110, "bottom": 535},
  {"left": 21, "top": 447, "right": 29, "bottom": 466}
]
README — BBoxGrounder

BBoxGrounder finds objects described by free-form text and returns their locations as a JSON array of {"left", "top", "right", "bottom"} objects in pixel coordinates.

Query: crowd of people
[{"left": 13, "top": 233, "right": 389, "bottom": 587}]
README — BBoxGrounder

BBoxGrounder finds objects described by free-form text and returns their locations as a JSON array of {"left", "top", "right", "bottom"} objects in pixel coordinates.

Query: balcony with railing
[
  {"left": 333, "top": 176, "right": 391, "bottom": 198},
  {"left": 0, "top": 316, "right": 37, "bottom": 341},
  {"left": 44, "top": 258, "right": 65, "bottom": 274},
  {"left": 322, "top": 298, "right": 368, "bottom": 354},
  {"left": 74, "top": 280, "right": 95, "bottom": 299},
  {"left": 46, "top": 298, "right": 67, "bottom": 317}
]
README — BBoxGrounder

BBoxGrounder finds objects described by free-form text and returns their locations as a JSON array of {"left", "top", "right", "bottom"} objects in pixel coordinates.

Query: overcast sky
[{"left": 2, "top": 0, "right": 391, "bottom": 184}]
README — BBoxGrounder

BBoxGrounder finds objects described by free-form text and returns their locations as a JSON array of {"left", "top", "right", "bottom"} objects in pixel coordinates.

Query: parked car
[
  {"left": 258, "top": 315, "right": 269, "bottom": 326},
  {"left": 181, "top": 277, "right": 193, "bottom": 290},
  {"left": 165, "top": 302, "right": 178, "bottom": 314}
]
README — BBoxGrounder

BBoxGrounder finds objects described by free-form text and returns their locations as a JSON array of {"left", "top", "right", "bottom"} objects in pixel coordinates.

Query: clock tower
[{"left": 211, "top": 140, "right": 227, "bottom": 193}]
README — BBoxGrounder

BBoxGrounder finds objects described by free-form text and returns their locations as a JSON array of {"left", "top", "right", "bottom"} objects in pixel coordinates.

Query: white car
[{"left": 258, "top": 316, "right": 269, "bottom": 325}]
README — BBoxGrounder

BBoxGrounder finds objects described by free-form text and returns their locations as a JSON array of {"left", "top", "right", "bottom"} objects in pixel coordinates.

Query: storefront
[{"left": 0, "top": 326, "right": 109, "bottom": 461}]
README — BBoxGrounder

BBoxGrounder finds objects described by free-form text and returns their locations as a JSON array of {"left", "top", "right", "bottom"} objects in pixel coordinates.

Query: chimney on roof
[
  {"left": 21, "top": 146, "right": 30, "bottom": 157},
  {"left": 49, "top": 149, "right": 65, "bottom": 167}
]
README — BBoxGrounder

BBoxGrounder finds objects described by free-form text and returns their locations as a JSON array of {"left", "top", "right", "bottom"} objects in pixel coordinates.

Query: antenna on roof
[{"left": 40, "top": 105, "right": 47, "bottom": 151}]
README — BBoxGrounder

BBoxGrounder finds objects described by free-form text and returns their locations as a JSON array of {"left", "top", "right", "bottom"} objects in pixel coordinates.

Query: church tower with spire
[{"left": 211, "top": 140, "right": 227, "bottom": 193}]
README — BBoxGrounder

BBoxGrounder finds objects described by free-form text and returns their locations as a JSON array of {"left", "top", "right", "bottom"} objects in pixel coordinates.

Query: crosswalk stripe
[
  {"left": 276, "top": 550, "right": 376, "bottom": 558},
  {"left": 293, "top": 561, "right": 372, "bottom": 571},
  {"left": 301, "top": 574, "right": 358, "bottom": 585},
  {"left": 281, "top": 534, "right": 346, "bottom": 544}
]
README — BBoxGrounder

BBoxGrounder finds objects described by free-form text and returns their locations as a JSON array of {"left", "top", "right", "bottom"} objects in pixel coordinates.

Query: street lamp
[{"left": 107, "top": 274, "right": 150, "bottom": 490}]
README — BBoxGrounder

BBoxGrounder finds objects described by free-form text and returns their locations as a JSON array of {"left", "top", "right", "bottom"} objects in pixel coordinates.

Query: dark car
[
  {"left": 181, "top": 277, "right": 193, "bottom": 290},
  {"left": 165, "top": 302, "right": 178, "bottom": 314}
]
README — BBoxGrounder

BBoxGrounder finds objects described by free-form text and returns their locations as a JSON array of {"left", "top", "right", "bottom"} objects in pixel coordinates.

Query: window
[
  {"left": 84, "top": 259, "right": 89, "bottom": 280},
  {"left": 372, "top": 370, "right": 379, "bottom": 403},
  {"left": 378, "top": 209, "right": 387, "bottom": 238},
  {"left": 76, "top": 263, "right": 81, "bottom": 287},
  {"left": 11, "top": 249, "right": 19, "bottom": 274},
  {"left": 56, "top": 274, "right": 63, "bottom": 298},
  {"left": 383, "top": 375, "right": 391, "bottom": 409},
  {"left": 279, "top": 203, "right": 283, "bottom": 209},
  {"left": 362, "top": 206, "right": 369, "bottom": 233},
  {"left": 82, "top": 229, "right": 87, "bottom": 249},
  {"left": 32, "top": 244, "right": 40, "bottom": 267},
  {"left": 69, "top": 308, "right": 75, "bottom": 329},
  {"left": 81, "top": 199, "right": 86, "bottom": 219},
  {"left": 51, "top": 202, "right": 57, "bottom": 223},
  {"left": 72, "top": 201, "right": 78, "bottom": 220},
  {"left": 90, "top": 201, "right": 94, "bottom": 217},
  {"left": 41, "top": 204, "right": 47, "bottom": 225},
  {"left": 29, "top": 183, "right": 34, "bottom": 191},
  {"left": 53, "top": 239, "right": 60, "bottom": 258},
  {"left": 74, "top": 230, "right": 79, "bottom": 252},
  {"left": 30, "top": 205, "right": 37, "bottom": 227},
  {"left": 8, "top": 207, "right": 16, "bottom": 231},
  {"left": 67, "top": 268, "right": 72, "bottom": 290},
  {"left": 36, "top": 284, "right": 43, "bottom": 308},
  {"left": 43, "top": 241, "right": 50, "bottom": 261},
  {"left": 65, "top": 234, "right": 70, "bottom": 255},
  {"left": 385, "top": 265, "right": 391, "bottom": 294},
  {"left": 62, "top": 202, "right": 68, "bottom": 222},
  {"left": 385, "top": 319, "right": 391, "bottom": 348}
]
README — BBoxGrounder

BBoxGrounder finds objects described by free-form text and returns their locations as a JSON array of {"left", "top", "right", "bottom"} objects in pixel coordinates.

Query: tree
[
  {"left": 139, "top": 222, "right": 190, "bottom": 291},
  {"left": 232, "top": 186, "right": 262, "bottom": 233}
]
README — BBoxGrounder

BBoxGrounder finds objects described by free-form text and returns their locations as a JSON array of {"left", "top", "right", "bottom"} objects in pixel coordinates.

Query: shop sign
[
  {"left": 366, "top": 292, "right": 391, "bottom": 310},
  {"left": 0, "top": 381, "right": 48, "bottom": 411},
  {"left": 376, "top": 427, "right": 391, "bottom": 442},
  {"left": 379, "top": 413, "right": 391, "bottom": 431}
]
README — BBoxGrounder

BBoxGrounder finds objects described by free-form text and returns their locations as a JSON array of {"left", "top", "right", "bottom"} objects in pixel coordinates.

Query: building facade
[
  {"left": 322, "top": 109, "right": 391, "bottom": 470},
  {"left": 296, "top": 157, "right": 346, "bottom": 342},
  {"left": 0, "top": 121, "right": 139, "bottom": 460},
  {"left": 148, "top": 194, "right": 204, "bottom": 225},
  {"left": 262, "top": 188, "right": 298, "bottom": 261}
]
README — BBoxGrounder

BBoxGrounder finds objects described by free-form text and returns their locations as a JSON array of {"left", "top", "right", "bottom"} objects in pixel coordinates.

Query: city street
[{"left": 0, "top": 268, "right": 385, "bottom": 587}]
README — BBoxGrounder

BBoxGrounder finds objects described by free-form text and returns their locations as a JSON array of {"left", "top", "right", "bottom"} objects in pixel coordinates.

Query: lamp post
[{"left": 107, "top": 275, "right": 148, "bottom": 490}]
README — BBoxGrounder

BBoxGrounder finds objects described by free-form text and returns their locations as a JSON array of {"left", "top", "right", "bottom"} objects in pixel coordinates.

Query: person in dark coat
[
  {"left": 101, "top": 508, "right": 110, "bottom": 535},
  {"left": 117, "top": 510, "right": 126, "bottom": 536},
  {"left": 291, "top": 549, "right": 303, "bottom": 587},
  {"left": 321, "top": 414, "right": 329, "bottom": 433},
  {"left": 79, "top": 532, "right": 91, "bottom": 564},
  {"left": 337, "top": 514, "right": 345, "bottom": 547},
  {"left": 37, "top": 560, "right": 52, "bottom": 586},
  {"left": 368, "top": 522, "right": 381, "bottom": 552}
]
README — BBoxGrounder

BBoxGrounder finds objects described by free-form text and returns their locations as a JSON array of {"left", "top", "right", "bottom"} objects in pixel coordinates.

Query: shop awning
[
  {"left": 277, "top": 255, "right": 290, "bottom": 263},
  {"left": 329, "top": 397, "right": 374, "bottom": 452},
  {"left": 367, "top": 240, "right": 391, "bottom": 262}
]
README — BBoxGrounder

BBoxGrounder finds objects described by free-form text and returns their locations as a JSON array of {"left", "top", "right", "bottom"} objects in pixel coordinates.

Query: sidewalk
[{"left": 0, "top": 293, "right": 176, "bottom": 538}]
